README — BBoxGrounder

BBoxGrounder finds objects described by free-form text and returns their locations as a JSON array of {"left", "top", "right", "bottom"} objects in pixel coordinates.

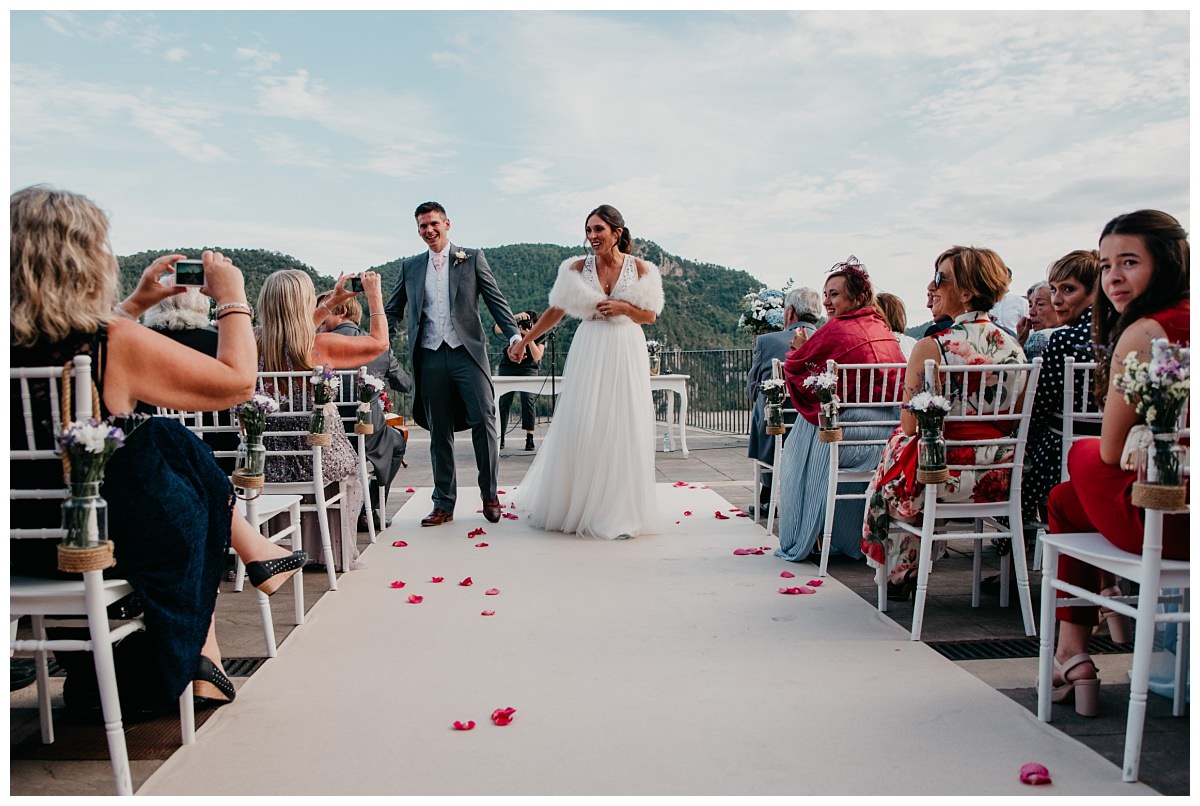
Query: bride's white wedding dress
[{"left": 511, "top": 253, "right": 665, "bottom": 539}]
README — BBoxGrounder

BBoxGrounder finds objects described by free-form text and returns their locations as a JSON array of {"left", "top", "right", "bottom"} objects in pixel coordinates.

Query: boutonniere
[{"left": 453, "top": 249, "right": 468, "bottom": 265}]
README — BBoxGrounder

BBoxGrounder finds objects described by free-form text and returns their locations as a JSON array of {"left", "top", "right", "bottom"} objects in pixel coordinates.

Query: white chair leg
[
  {"left": 1009, "top": 524, "right": 1036, "bottom": 636},
  {"left": 909, "top": 486, "right": 939, "bottom": 641},
  {"left": 256, "top": 588, "right": 278, "bottom": 658},
  {"left": 971, "top": 540, "right": 982, "bottom": 608},
  {"left": 32, "top": 615, "right": 53, "bottom": 744},
  {"left": 289, "top": 500, "right": 306, "bottom": 626},
  {"left": 314, "top": 492, "right": 338, "bottom": 592},
  {"left": 179, "top": 688, "right": 195, "bottom": 745},
  {"left": 875, "top": 563, "right": 888, "bottom": 613},
  {"left": 1173, "top": 589, "right": 1189, "bottom": 717},
  {"left": 233, "top": 555, "right": 247, "bottom": 593},
  {"left": 1031, "top": 526, "right": 1044, "bottom": 572},
  {"left": 84, "top": 573, "right": 133, "bottom": 796},
  {"left": 819, "top": 444, "right": 837, "bottom": 578},
  {"left": 999, "top": 553, "right": 1011, "bottom": 609},
  {"left": 1036, "top": 543, "right": 1059, "bottom": 723}
]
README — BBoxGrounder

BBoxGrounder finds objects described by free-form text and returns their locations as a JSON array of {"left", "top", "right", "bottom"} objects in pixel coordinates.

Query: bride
[{"left": 507, "top": 204, "right": 665, "bottom": 539}]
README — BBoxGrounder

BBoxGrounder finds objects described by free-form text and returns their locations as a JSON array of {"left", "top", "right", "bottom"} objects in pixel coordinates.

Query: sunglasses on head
[{"left": 931, "top": 270, "right": 946, "bottom": 288}]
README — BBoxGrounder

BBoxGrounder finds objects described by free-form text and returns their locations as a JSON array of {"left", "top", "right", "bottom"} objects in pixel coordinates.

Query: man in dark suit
[
  {"left": 745, "top": 287, "right": 822, "bottom": 515},
  {"left": 385, "top": 201, "right": 521, "bottom": 526},
  {"left": 317, "top": 292, "right": 412, "bottom": 530}
]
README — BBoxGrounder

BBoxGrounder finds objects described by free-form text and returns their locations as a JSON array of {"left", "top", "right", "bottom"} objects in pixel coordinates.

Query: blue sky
[{"left": 9, "top": 8, "right": 1190, "bottom": 321}]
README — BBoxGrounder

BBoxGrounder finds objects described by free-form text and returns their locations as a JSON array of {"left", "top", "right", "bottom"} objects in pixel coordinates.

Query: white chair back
[
  {"left": 10, "top": 355, "right": 194, "bottom": 795},
  {"left": 884, "top": 358, "right": 1043, "bottom": 640},
  {"left": 1059, "top": 358, "right": 1103, "bottom": 482},
  {"left": 817, "top": 360, "right": 906, "bottom": 576}
]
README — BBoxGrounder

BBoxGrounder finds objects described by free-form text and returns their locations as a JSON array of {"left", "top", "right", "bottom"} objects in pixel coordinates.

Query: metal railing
[
  {"left": 657, "top": 348, "right": 752, "bottom": 434},
  {"left": 391, "top": 348, "right": 755, "bottom": 436}
]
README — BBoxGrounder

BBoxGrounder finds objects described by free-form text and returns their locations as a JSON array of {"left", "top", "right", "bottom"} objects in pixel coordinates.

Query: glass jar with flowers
[
  {"left": 646, "top": 340, "right": 661, "bottom": 375},
  {"left": 56, "top": 418, "right": 127, "bottom": 572},
  {"left": 355, "top": 367, "right": 385, "bottom": 435},
  {"left": 308, "top": 365, "right": 339, "bottom": 447},
  {"left": 760, "top": 378, "right": 787, "bottom": 435},
  {"left": 803, "top": 370, "right": 842, "bottom": 442},
  {"left": 231, "top": 393, "right": 278, "bottom": 498},
  {"left": 906, "top": 388, "right": 954, "bottom": 484},
  {"left": 1115, "top": 338, "right": 1190, "bottom": 509}
]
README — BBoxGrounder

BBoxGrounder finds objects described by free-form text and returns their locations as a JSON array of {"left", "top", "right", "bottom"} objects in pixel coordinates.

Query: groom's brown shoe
[
  {"left": 421, "top": 508, "right": 453, "bottom": 527},
  {"left": 482, "top": 499, "right": 502, "bottom": 523}
]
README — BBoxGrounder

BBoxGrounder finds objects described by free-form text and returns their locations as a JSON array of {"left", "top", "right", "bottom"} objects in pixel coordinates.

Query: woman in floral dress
[{"left": 861, "top": 246, "right": 1027, "bottom": 599}]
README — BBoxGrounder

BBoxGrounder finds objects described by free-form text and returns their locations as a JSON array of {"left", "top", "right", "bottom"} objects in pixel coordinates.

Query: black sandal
[
  {"left": 245, "top": 550, "right": 308, "bottom": 595},
  {"left": 193, "top": 656, "right": 236, "bottom": 704}
]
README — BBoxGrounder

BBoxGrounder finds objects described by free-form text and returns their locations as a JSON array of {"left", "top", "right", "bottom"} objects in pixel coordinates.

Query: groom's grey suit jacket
[{"left": 385, "top": 243, "right": 520, "bottom": 431}]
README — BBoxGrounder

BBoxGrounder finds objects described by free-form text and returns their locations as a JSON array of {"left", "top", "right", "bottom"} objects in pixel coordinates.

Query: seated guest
[
  {"left": 746, "top": 286, "right": 821, "bottom": 516},
  {"left": 861, "top": 246, "right": 1027, "bottom": 600},
  {"left": 876, "top": 292, "right": 917, "bottom": 358},
  {"left": 256, "top": 269, "right": 389, "bottom": 570},
  {"left": 1021, "top": 249, "right": 1101, "bottom": 532},
  {"left": 1017, "top": 281, "right": 1062, "bottom": 360},
  {"left": 316, "top": 289, "right": 412, "bottom": 530},
  {"left": 1044, "top": 210, "right": 1189, "bottom": 716},
  {"left": 775, "top": 259, "right": 904, "bottom": 562},
  {"left": 10, "top": 185, "right": 305, "bottom": 709},
  {"left": 143, "top": 280, "right": 218, "bottom": 354}
]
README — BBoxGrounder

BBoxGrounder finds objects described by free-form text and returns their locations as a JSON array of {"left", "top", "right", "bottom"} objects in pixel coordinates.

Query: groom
[{"left": 386, "top": 201, "right": 521, "bottom": 526}]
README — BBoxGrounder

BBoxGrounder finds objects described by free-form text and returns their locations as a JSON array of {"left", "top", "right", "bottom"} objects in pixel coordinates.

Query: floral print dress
[{"left": 861, "top": 313, "right": 1026, "bottom": 583}]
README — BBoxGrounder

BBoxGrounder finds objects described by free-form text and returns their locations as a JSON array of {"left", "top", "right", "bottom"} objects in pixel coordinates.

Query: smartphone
[
  {"left": 348, "top": 276, "right": 364, "bottom": 293},
  {"left": 174, "top": 259, "right": 205, "bottom": 286}
]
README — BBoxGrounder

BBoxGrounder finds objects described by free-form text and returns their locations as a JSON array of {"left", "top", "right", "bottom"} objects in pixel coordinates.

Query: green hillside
[{"left": 119, "top": 240, "right": 763, "bottom": 366}]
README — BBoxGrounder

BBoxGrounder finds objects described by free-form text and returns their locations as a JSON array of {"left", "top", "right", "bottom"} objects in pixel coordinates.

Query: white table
[{"left": 492, "top": 373, "right": 690, "bottom": 456}]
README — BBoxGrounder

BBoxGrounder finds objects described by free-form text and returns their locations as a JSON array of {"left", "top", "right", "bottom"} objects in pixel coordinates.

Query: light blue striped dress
[{"left": 774, "top": 406, "right": 897, "bottom": 562}]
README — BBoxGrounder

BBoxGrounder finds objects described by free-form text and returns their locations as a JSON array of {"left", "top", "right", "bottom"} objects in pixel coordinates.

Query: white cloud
[
  {"left": 492, "top": 158, "right": 555, "bottom": 195},
  {"left": 235, "top": 46, "right": 281, "bottom": 72},
  {"left": 165, "top": 47, "right": 188, "bottom": 63}
]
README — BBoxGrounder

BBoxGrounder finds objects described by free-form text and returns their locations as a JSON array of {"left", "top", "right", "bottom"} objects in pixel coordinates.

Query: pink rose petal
[
  {"left": 391, "top": 540, "right": 408, "bottom": 547},
  {"left": 452, "top": 720, "right": 476, "bottom": 731},
  {"left": 431, "top": 576, "right": 444, "bottom": 583},
  {"left": 405, "top": 487, "right": 415, "bottom": 493},
  {"left": 760, "top": 546, "right": 771, "bottom": 551},
  {"left": 675, "top": 520, "right": 681, "bottom": 524},
  {"left": 780, "top": 571, "right": 796, "bottom": 578},
  {"left": 390, "top": 580, "right": 406, "bottom": 589},
  {"left": 407, "top": 594, "right": 424, "bottom": 604},
  {"left": 491, "top": 707, "right": 516, "bottom": 726},
  {"left": 475, "top": 542, "right": 489, "bottom": 547},
  {"left": 498, "top": 489, "right": 507, "bottom": 495},
  {"left": 714, "top": 510, "right": 729, "bottom": 519},
  {"left": 1019, "top": 762, "right": 1051, "bottom": 785},
  {"left": 735, "top": 511, "right": 748, "bottom": 517},
  {"left": 459, "top": 577, "right": 474, "bottom": 586},
  {"left": 502, "top": 513, "right": 519, "bottom": 520},
  {"left": 481, "top": 610, "right": 496, "bottom": 616},
  {"left": 485, "top": 588, "right": 500, "bottom": 595},
  {"left": 806, "top": 579, "right": 824, "bottom": 587},
  {"left": 778, "top": 586, "right": 817, "bottom": 595},
  {"left": 673, "top": 481, "right": 688, "bottom": 487},
  {"left": 683, "top": 510, "right": 693, "bottom": 516},
  {"left": 733, "top": 548, "right": 752, "bottom": 555}
]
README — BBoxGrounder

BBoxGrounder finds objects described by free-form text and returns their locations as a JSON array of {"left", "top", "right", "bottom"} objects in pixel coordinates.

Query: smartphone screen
[{"left": 175, "top": 259, "right": 205, "bottom": 286}]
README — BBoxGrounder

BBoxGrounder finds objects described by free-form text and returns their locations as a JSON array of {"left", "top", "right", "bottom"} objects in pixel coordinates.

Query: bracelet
[
  {"left": 369, "top": 313, "right": 387, "bottom": 317},
  {"left": 112, "top": 302, "right": 136, "bottom": 320},
  {"left": 215, "top": 309, "right": 253, "bottom": 321},
  {"left": 214, "top": 301, "right": 252, "bottom": 316}
]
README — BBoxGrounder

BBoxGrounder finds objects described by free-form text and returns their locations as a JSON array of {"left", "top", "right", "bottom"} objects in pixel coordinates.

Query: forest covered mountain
[{"left": 118, "top": 240, "right": 763, "bottom": 364}]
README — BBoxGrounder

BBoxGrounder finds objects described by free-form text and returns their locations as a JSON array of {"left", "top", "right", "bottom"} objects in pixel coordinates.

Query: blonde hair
[
  {"left": 256, "top": 269, "right": 316, "bottom": 371},
  {"left": 316, "top": 289, "right": 362, "bottom": 322},
  {"left": 11, "top": 185, "right": 118, "bottom": 346}
]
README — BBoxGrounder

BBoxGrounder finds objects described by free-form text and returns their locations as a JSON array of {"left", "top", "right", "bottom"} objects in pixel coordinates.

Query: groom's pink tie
[{"left": 433, "top": 252, "right": 445, "bottom": 271}]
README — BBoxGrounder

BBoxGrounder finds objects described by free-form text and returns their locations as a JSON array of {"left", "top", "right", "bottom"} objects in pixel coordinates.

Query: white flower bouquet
[
  {"left": 355, "top": 368, "right": 385, "bottom": 434},
  {"left": 308, "top": 365, "right": 340, "bottom": 444},
  {"left": 58, "top": 418, "right": 126, "bottom": 549},
  {"left": 803, "top": 370, "right": 842, "bottom": 440},
  {"left": 737, "top": 287, "right": 786, "bottom": 335},
  {"left": 905, "top": 386, "right": 954, "bottom": 483},
  {"left": 1115, "top": 338, "right": 1190, "bottom": 500}
]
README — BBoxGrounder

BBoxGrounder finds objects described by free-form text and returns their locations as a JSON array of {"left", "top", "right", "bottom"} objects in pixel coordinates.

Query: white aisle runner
[{"left": 142, "top": 484, "right": 1149, "bottom": 796}]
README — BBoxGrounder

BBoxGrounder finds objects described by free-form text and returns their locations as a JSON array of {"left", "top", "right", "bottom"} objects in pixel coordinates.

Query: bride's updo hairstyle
[{"left": 587, "top": 204, "right": 632, "bottom": 253}]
